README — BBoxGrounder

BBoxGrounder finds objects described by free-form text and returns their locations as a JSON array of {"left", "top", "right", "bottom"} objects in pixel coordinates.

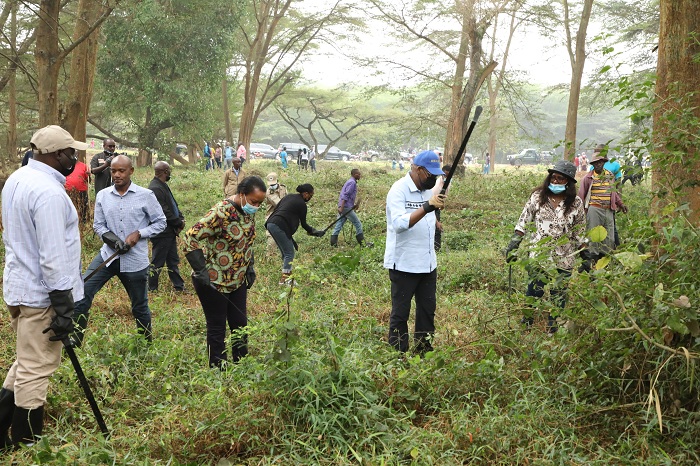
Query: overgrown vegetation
[{"left": 0, "top": 160, "right": 697, "bottom": 464}]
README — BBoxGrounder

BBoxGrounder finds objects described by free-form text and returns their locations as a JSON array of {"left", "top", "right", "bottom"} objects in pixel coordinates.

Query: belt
[{"left": 589, "top": 203, "right": 608, "bottom": 209}]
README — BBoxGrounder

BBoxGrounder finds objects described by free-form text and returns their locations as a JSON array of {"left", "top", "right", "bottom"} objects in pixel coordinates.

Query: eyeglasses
[
  {"left": 421, "top": 167, "right": 437, "bottom": 180},
  {"left": 550, "top": 174, "right": 569, "bottom": 183}
]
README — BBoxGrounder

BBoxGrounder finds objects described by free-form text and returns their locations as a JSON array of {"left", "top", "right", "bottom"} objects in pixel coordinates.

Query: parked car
[
  {"left": 250, "top": 143, "right": 277, "bottom": 159},
  {"left": 539, "top": 150, "right": 555, "bottom": 163},
  {"left": 507, "top": 148, "right": 541, "bottom": 165},
  {"left": 317, "top": 144, "right": 350, "bottom": 161},
  {"left": 278, "top": 142, "right": 309, "bottom": 156}
]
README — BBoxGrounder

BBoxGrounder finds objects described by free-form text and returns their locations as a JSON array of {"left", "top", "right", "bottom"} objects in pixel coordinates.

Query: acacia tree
[
  {"left": 234, "top": 0, "right": 358, "bottom": 152},
  {"left": 652, "top": 0, "right": 700, "bottom": 223},
  {"left": 91, "top": 0, "right": 237, "bottom": 166},
  {"left": 368, "top": 0, "right": 511, "bottom": 166},
  {"left": 274, "top": 86, "right": 392, "bottom": 157}
]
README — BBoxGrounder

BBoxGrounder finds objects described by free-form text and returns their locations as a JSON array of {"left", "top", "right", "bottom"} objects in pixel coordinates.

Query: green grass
[{"left": 0, "top": 160, "right": 697, "bottom": 464}]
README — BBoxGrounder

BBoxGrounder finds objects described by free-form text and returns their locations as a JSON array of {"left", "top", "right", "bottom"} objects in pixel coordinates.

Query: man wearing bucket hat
[
  {"left": 1, "top": 125, "right": 87, "bottom": 446},
  {"left": 384, "top": 150, "right": 447, "bottom": 355},
  {"left": 579, "top": 144, "right": 628, "bottom": 262},
  {"left": 264, "top": 172, "right": 287, "bottom": 254},
  {"left": 505, "top": 160, "right": 587, "bottom": 334}
]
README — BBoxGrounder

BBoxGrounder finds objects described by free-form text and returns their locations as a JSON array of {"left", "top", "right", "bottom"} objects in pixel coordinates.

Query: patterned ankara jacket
[
  {"left": 184, "top": 199, "right": 256, "bottom": 293},
  {"left": 515, "top": 191, "right": 587, "bottom": 271}
]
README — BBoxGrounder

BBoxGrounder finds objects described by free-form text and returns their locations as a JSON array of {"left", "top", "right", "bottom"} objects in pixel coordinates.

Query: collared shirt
[
  {"left": 94, "top": 182, "right": 166, "bottom": 272},
  {"left": 384, "top": 173, "right": 437, "bottom": 273},
  {"left": 184, "top": 200, "right": 255, "bottom": 293},
  {"left": 90, "top": 152, "right": 112, "bottom": 193},
  {"left": 337, "top": 177, "right": 357, "bottom": 208},
  {"left": 515, "top": 191, "right": 587, "bottom": 270},
  {"left": 2, "top": 159, "right": 84, "bottom": 306}
]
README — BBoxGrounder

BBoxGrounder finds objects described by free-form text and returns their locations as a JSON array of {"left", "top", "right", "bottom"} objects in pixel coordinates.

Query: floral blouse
[
  {"left": 515, "top": 191, "right": 587, "bottom": 270},
  {"left": 184, "top": 199, "right": 255, "bottom": 293}
]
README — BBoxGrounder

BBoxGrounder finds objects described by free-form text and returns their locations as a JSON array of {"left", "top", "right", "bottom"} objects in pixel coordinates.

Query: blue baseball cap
[{"left": 413, "top": 150, "right": 445, "bottom": 176}]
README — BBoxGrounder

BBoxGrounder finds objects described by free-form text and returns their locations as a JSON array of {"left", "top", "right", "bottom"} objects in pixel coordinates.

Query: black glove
[
  {"left": 246, "top": 264, "right": 256, "bottom": 289},
  {"left": 43, "top": 289, "right": 75, "bottom": 342},
  {"left": 311, "top": 229, "right": 325, "bottom": 237},
  {"left": 102, "top": 231, "right": 130, "bottom": 254},
  {"left": 185, "top": 249, "right": 211, "bottom": 288},
  {"left": 505, "top": 233, "right": 523, "bottom": 263},
  {"left": 578, "top": 249, "right": 594, "bottom": 273}
]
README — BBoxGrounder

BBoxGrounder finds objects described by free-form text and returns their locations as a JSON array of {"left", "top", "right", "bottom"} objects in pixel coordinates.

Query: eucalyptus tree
[
  {"left": 91, "top": 0, "right": 239, "bottom": 166},
  {"left": 232, "top": 0, "right": 361, "bottom": 153}
]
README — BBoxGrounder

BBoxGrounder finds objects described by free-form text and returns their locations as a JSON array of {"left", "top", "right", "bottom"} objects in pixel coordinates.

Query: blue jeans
[
  {"left": 331, "top": 208, "right": 363, "bottom": 236},
  {"left": 266, "top": 223, "right": 295, "bottom": 273},
  {"left": 73, "top": 254, "right": 152, "bottom": 345}
]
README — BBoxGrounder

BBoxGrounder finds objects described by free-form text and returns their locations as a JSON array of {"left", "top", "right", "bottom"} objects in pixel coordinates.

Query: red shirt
[{"left": 65, "top": 161, "right": 90, "bottom": 191}]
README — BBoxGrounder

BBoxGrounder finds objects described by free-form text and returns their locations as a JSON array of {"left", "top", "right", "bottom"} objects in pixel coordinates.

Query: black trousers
[
  {"left": 149, "top": 236, "right": 185, "bottom": 291},
  {"left": 388, "top": 268, "right": 437, "bottom": 353},
  {"left": 192, "top": 280, "right": 248, "bottom": 368}
]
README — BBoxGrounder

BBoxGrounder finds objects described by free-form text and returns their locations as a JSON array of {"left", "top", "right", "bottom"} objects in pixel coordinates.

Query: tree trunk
[
  {"left": 562, "top": 0, "right": 594, "bottom": 161},
  {"left": 35, "top": 0, "right": 62, "bottom": 126},
  {"left": 5, "top": 1, "right": 18, "bottom": 169},
  {"left": 61, "top": 0, "right": 104, "bottom": 162},
  {"left": 653, "top": 0, "right": 700, "bottom": 223},
  {"left": 222, "top": 78, "right": 233, "bottom": 145}
]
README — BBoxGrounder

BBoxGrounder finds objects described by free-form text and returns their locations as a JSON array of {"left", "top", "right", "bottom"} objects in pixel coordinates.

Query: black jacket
[
  {"left": 148, "top": 177, "right": 184, "bottom": 238},
  {"left": 265, "top": 193, "right": 314, "bottom": 238}
]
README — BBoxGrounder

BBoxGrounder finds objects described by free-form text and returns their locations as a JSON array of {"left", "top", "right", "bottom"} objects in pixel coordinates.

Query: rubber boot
[
  {"left": 11, "top": 406, "right": 43, "bottom": 447},
  {"left": 136, "top": 319, "right": 153, "bottom": 343},
  {"left": 0, "top": 389, "right": 15, "bottom": 449},
  {"left": 356, "top": 233, "right": 373, "bottom": 248},
  {"left": 330, "top": 235, "right": 338, "bottom": 247}
]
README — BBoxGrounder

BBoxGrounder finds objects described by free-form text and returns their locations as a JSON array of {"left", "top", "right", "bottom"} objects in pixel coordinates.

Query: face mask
[
  {"left": 241, "top": 195, "right": 259, "bottom": 215},
  {"left": 166, "top": 175, "right": 171, "bottom": 182},
  {"left": 421, "top": 176, "right": 437, "bottom": 190},
  {"left": 57, "top": 151, "right": 77, "bottom": 177},
  {"left": 548, "top": 184, "right": 567, "bottom": 194},
  {"left": 269, "top": 183, "right": 278, "bottom": 190}
]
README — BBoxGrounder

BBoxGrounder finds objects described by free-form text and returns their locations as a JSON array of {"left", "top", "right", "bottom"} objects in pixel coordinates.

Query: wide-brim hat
[
  {"left": 547, "top": 160, "right": 577, "bottom": 182},
  {"left": 30, "top": 125, "right": 89, "bottom": 154},
  {"left": 590, "top": 154, "right": 609, "bottom": 163},
  {"left": 413, "top": 150, "right": 444, "bottom": 176},
  {"left": 266, "top": 172, "right": 278, "bottom": 184}
]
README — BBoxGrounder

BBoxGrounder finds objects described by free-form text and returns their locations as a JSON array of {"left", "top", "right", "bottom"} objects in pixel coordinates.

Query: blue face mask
[
  {"left": 548, "top": 183, "right": 567, "bottom": 194},
  {"left": 241, "top": 195, "right": 259, "bottom": 215}
]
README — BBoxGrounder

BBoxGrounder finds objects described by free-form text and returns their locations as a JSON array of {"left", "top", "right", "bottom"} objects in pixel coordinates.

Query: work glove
[
  {"left": 311, "top": 229, "right": 326, "bottom": 237},
  {"left": 43, "top": 289, "right": 75, "bottom": 342},
  {"left": 246, "top": 264, "right": 256, "bottom": 289},
  {"left": 422, "top": 193, "right": 447, "bottom": 213},
  {"left": 504, "top": 233, "right": 523, "bottom": 263},
  {"left": 185, "top": 249, "right": 211, "bottom": 288},
  {"left": 102, "top": 231, "right": 130, "bottom": 255},
  {"left": 578, "top": 249, "right": 594, "bottom": 273}
]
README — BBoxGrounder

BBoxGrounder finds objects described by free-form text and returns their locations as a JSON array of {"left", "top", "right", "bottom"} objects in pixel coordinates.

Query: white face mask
[{"left": 269, "top": 183, "right": 279, "bottom": 190}]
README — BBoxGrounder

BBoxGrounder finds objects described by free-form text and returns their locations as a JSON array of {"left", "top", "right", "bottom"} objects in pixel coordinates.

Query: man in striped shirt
[{"left": 578, "top": 147, "right": 628, "bottom": 261}]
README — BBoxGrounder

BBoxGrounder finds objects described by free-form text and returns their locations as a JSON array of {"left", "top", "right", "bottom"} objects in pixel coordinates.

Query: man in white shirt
[
  {"left": 1, "top": 125, "right": 87, "bottom": 446},
  {"left": 384, "top": 150, "right": 447, "bottom": 355}
]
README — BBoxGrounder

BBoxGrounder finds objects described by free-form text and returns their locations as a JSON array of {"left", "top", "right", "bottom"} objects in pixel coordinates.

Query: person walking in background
[
  {"left": 72, "top": 155, "right": 166, "bottom": 346},
  {"left": 505, "top": 160, "right": 587, "bottom": 334},
  {"left": 214, "top": 144, "right": 223, "bottom": 170},
  {"left": 264, "top": 172, "right": 288, "bottom": 255},
  {"left": 223, "top": 157, "right": 246, "bottom": 199},
  {"left": 330, "top": 169, "right": 370, "bottom": 247},
  {"left": 203, "top": 141, "right": 212, "bottom": 171},
  {"left": 579, "top": 147, "right": 628, "bottom": 263},
  {"left": 224, "top": 143, "right": 234, "bottom": 170},
  {"left": 580, "top": 152, "right": 588, "bottom": 172},
  {"left": 90, "top": 139, "right": 116, "bottom": 195},
  {"left": 65, "top": 157, "right": 91, "bottom": 223},
  {"left": 148, "top": 161, "right": 186, "bottom": 292},
  {"left": 0, "top": 125, "right": 87, "bottom": 447},
  {"left": 433, "top": 164, "right": 451, "bottom": 251},
  {"left": 236, "top": 142, "right": 247, "bottom": 165},
  {"left": 483, "top": 152, "right": 490, "bottom": 175},
  {"left": 309, "top": 147, "right": 317, "bottom": 172},
  {"left": 300, "top": 148, "right": 309, "bottom": 170},
  {"left": 587, "top": 144, "right": 624, "bottom": 247},
  {"left": 279, "top": 146, "right": 288, "bottom": 170},
  {"left": 184, "top": 176, "right": 266, "bottom": 369},
  {"left": 265, "top": 184, "right": 326, "bottom": 285},
  {"left": 384, "top": 151, "right": 447, "bottom": 355}
]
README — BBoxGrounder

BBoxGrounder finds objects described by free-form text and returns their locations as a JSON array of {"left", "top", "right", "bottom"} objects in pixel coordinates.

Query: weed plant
[{"left": 0, "top": 159, "right": 697, "bottom": 464}]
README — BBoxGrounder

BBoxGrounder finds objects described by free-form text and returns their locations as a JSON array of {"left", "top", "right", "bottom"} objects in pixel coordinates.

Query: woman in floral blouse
[
  {"left": 184, "top": 176, "right": 267, "bottom": 368},
  {"left": 504, "top": 160, "right": 587, "bottom": 334}
]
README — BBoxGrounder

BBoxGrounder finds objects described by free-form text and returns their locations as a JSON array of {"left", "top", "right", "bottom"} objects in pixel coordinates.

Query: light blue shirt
[
  {"left": 589, "top": 159, "right": 622, "bottom": 180},
  {"left": 384, "top": 173, "right": 437, "bottom": 273},
  {"left": 225, "top": 147, "right": 233, "bottom": 160},
  {"left": 94, "top": 182, "right": 166, "bottom": 272},
  {"left": 2, "top": 159, "right": 84, "bottom": 306}
]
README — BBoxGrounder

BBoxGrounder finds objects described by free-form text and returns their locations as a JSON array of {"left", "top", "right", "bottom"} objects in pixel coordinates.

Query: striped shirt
[
  {"left": 2, "top": 159, "right": 84, "bottom": 306},
  {"left": 589, "top": 170, "right": 614, "bottom": 208},
  {"left": 94, "top": 182, "right": 166, "bottom": 272}
]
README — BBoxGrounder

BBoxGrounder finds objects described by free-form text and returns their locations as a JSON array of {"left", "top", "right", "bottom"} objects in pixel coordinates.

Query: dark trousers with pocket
[
  {"left": 192, "top": 280, "right": 248, "bottom": 368},
  {"left": 388, "top": 268, "right": 437, "bottom": 354},
  {"left": 149, "top": 236, "right": 185, "bottom": 291}
]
